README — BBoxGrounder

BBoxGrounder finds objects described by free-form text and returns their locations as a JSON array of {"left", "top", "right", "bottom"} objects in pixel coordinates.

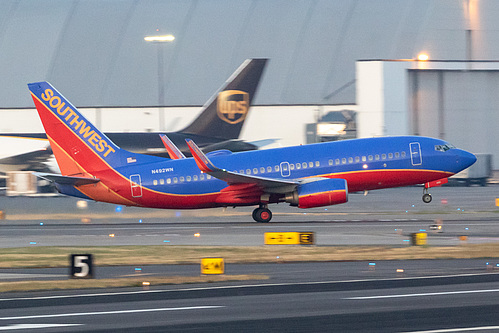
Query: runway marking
[
  {"left": 0, "top": 272, "right": 497, "bottom": 303},
  {"left": 402, "top": 326, "right": 499, "bottom": 332},
  {"left": 0, "top": 324, "right": 82, "bottom": 330},
  {"left": 0, "top": 306, "right": 224, "bottom": 321},
  {"left": 0, "top": 273, "right": 65, "bottom": 280},
  {"left": 345, "top": 288, "right": 499, "bottom": 300}
]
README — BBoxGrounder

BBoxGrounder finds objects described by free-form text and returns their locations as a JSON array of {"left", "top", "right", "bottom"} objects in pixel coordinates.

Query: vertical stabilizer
[
  {"left": 28, "top": 82, "right": 123, "bottom": 176},
  {"left": 180, "top": 58, "right": 268, "bottom": 139}
]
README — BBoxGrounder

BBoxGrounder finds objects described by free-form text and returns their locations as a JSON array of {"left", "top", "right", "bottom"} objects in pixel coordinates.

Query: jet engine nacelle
[{"left": 285, "top": 178, "right": 348, "bottom": 209}]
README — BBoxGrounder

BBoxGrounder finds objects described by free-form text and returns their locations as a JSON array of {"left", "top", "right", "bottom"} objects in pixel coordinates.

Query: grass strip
[
  {"left": 0, "top": 274, "right": 268, "bottom": 293},
  {"left": 1, "top": 244, "right": 499, "bottom": 268}
]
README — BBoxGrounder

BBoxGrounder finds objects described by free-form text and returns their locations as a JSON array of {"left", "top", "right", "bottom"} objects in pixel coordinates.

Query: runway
[
  {"left": 0, "top": 186, "right": 498, "bottom": 331},
  {"left": 0, "top": 186, "right": 498, "bottom": 247},
  {"left": 1, "top": 218, "right": 499, "bottom": 248},
  {"left": 0, "top": 269, "right": 498, "bottom": 332}
]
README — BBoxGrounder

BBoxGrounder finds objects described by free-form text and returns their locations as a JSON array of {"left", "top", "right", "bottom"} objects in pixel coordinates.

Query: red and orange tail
[{"left": 28, "top": 82, "right": 123, "bottom": 177}]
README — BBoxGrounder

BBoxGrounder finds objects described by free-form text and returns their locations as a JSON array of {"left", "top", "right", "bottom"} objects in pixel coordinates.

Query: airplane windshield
[{"left": 434, "top": 143, "right": 456, "bottom": 152}]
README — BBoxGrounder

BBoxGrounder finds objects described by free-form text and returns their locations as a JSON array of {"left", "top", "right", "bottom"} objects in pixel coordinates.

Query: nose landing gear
[
  {"left": 252, "top": 205, "right": 272, "bottom": 223},
  {"left": 422, "top": 188, "right": 432, "bottom": 203}
]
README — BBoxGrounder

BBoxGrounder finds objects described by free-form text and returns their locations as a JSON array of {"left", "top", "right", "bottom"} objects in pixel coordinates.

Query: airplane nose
[{"left": 456, "top": 149, "right": 477, "bottom": 170}]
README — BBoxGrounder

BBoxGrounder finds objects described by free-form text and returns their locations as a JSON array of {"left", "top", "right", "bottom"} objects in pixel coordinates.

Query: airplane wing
[
  {"left": 0, "top": 148, "right": 51, "bottom": 165},
  {"left": 34, "top": 172, "right": 100, "bottom": 186},
  {"left": 0, "top": 136, "right": 53, "bottom": 172},
  {"left": 200, "top": 138, "right": 280, "bottom": 154},
  {"left": 247, "top": 139, "right": 280, "bottom": 148},
  {"left": 185, "top": 139, "right": 299, "bottom": 194}
]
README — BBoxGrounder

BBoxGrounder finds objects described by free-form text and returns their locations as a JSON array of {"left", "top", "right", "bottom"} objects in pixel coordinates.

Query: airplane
[
  {"left": 28, "top": 81, "right": 476, "bottom": 222},
  {"left": 0, "top": 58, "right": 269, "bottom": 173}
]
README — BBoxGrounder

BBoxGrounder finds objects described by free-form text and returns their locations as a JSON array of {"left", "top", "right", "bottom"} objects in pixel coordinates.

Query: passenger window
[
  {"left": 153, "top": 180, "right": 158, "bottom": 185},
  {"left": 348, "top": 157, "right": 353, "bottom": 163},
  {"left": 395, "top": 152, "right": 400, "bottom": 158},
  {"left": 296, "top": 163, "right": 301, "bottom": 169},
  {"left": 260, "top": 167, "right": 265, "bottom": 173},
  {"left": 355, "top": 156, "right": 360, "bottom": 163},
  {"left": 193, "top": 175, "right": 198, "bottom": 181},
  {"left": 167, "top": 178, "right": 171, "bottom": 184},
  {"left": 179, "top": 176, "right": 185, "bottom": 182},
  {"left": 401, "top": 151, "right": 406, "bottom": 157},
  {"left": 253, "top": 168, "right": 258, "bottom": 174},
  {"left": 368, "top": 155, "right": 373, "bottom": 161},
  {"left": 335, "top": 159, "right": 340, "bottom": 165},
  {"left": 328, "top": 159, "right": 333, "bottom": 166},
  {"left": 342, "top": 158, "right": 347, "bottom": 164},
  {"left": 207, "top": 175, "right": 212, "bottom": 179},
  {"left": 315, "top": 161, "right": 320, "bottom": 167},
  {"left": 382, "top": 154, "right": 386, "bottom": 160},
  {"left": 267, "top": 166, "right": 272, "bottom": 172},
  {"left": 160, "top": 179, "right": 164, "bottom": 185},
  {"left": 388, "top": 153, "right": 393, "bottom": 159},
  {"left": 173, "top": 177, "right": 178, "bottom": 183},
  {"left": 186, "top": 176, "right": 191, "bottom": 182},
  {"left": 200, "top": 174, "right": 205, "bottom": 180},
  {"left": 246, "top": 169, "right": 251, "bottom": 175},
  {"left": 275, "top": 165, "right": 279, "bottom": 171},
  {"left": 309, "top": 162, "right": 313, "bottom": 168},
  {"left": 362, "top": 156, "right": 367, "bottom": 162},
  {"left": 375, "top": 154, "right": 380, "bottom": 160},
  {"left": 302, "top": 162, "right": 307, "bottom": 169},
  {"left": 290, "top": 164, "right": 295, "bottom": 170},
  {"left": 239, "top": 170, "right": 244, "bottom": 174}
]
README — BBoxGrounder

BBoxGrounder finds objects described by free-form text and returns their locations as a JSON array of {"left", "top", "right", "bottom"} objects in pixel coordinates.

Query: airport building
[{"left": 1, "top": 0, "right": 499, "bottom": 169}]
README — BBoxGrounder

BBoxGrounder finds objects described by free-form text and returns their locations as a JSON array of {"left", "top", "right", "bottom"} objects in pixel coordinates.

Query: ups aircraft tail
[
  {"left": 180, "top": 58, "right": 267, "bottom": 139},
  {"left": 28, "top": 81, "right": 162, "bottom": 179}
]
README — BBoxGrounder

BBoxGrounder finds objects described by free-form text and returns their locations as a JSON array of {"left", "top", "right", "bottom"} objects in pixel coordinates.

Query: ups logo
[{"left": 217, "top": 90, "right": 249, "bottom": 124}]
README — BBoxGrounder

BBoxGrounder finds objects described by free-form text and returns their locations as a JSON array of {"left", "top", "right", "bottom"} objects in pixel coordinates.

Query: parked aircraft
[
  {"left": 0, "top": 58, "right": 268, "bottom": 173},
  {"left": 29, "top": 81, "right": 476, "bottom": 222}
]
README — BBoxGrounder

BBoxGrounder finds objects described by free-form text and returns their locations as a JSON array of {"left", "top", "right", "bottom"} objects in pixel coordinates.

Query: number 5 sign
[{"left": 70, "top": 254, "right": 94, "bottom": 279}]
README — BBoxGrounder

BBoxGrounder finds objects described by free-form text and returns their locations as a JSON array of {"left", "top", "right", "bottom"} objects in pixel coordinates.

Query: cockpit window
[{"left": 435, "top": 144, "right": 456, "bottom": 152}]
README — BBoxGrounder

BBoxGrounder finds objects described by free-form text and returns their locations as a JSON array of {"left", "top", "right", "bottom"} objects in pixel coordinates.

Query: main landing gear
[{"left": 252, "top": 205, "right": 272, "bottom": 223}]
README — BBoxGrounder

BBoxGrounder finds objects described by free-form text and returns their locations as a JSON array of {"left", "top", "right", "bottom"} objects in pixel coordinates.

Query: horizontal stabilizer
[{"left": 34, "top": 172, "right": 100, "bottom": 186}]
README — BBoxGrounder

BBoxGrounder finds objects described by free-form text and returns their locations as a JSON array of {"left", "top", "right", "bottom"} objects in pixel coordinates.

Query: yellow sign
[
  {"left": 264, "top": 232, "right": 315, "bottom": 245},
  {"left": 411, "top": 232, "right": 427, "bottom": 246},
  {"left": 201, "top": 258, "right": 224, "bottom": 275},
  {"left": 299, "top": 232, "right": 315, "bottom": 245}
]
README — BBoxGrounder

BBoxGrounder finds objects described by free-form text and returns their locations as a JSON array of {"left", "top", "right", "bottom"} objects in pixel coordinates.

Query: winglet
[
  {"left": 185, "top": 139, "right": 218, "bottom": 172},
  {"left": 159, "top": 134, "right": 185, "bottom": 159}
]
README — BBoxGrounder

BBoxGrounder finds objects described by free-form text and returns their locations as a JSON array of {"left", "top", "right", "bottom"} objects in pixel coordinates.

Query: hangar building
[{"left": 1, "top": 0, "right": 499, "bottom": 168}]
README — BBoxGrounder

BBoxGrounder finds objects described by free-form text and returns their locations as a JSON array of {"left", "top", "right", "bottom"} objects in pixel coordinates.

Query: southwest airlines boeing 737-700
[{"left": 29, "top": 81, "right": 476, "bottom": 222}]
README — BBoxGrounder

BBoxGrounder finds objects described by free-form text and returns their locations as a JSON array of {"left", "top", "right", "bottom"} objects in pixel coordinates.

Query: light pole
[{"left": 144, "top": 34, "right": 175, "bottom": 131}]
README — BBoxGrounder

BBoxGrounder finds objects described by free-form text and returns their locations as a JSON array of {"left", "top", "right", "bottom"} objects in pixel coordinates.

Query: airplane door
[
  {"left": 410, "top": 142, "right": 422, "bottom": 166},
  {"left": 280, "top": 162, "right": 290, "bottom": 177},
  {"left": 130, "top": 174, "right": 142, "bottom": 198}
]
